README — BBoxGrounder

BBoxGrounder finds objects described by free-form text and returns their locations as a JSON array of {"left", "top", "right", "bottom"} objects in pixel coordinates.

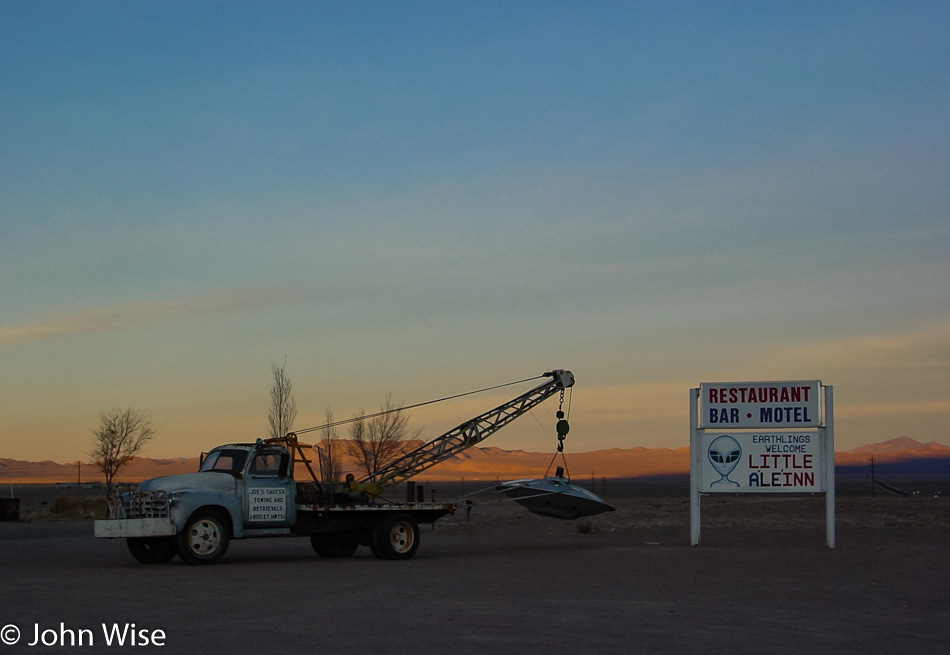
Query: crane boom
[{"left": 364, "top": 369, "right": 575, "bottom": 491}]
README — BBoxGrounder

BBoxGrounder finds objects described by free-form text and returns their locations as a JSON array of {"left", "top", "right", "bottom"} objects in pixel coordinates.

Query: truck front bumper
[{"left": 94, "top": 518, "right": 177, "bottom": 538}]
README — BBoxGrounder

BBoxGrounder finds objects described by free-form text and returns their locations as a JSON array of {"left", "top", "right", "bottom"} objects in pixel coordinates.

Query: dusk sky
[{"left": 2, "top": 2, "right": 948, "bottom": 463}]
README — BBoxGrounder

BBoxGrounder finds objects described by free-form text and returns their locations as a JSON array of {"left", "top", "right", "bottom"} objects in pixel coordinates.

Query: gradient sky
[{"left": 2, "top": 1, "right": 948, "bottom": 463}]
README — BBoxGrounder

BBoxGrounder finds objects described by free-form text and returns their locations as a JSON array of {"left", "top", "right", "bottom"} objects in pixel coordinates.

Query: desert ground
[{"left": 1, "top": 480, "right": 948, "bottom": 654}]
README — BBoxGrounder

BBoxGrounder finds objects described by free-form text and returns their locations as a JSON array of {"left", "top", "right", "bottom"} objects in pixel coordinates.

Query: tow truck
[{"left": 94, "top": 369, "right": 575, "bottom": 564}]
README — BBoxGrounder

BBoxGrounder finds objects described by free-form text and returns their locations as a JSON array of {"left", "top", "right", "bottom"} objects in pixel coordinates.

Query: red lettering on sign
[{"left": 706, "top": 385, "right": 814, "bottom": 405}]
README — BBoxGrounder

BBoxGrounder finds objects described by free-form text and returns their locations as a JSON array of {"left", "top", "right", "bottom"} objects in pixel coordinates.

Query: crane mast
[{"left": 363, "top": 369, "right": 574, "bottom": 491}]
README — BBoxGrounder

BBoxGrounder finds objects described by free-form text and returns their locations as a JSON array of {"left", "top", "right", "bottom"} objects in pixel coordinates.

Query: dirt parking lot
[{"left": 1, "top": 484, "right": 948, "bottom": 654}]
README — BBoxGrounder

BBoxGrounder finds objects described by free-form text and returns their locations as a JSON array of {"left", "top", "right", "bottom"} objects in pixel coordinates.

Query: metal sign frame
[{"left": 689, "top": 383, "right": 835, "bottom": 548}]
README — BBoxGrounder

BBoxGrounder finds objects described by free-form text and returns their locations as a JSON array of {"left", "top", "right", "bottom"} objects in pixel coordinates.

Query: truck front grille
[{"left": 111, "top": 489, "right": 170, "bottom": 519}]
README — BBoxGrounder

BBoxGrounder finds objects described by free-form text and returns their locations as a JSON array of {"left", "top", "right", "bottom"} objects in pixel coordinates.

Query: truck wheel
[
  {"left": 177, "top": 510, "right": 230, "bottom": 565},
  {"left": 311, "top": 533, "right": 359, "bottom": 558},
  {"left": 372, "top": 513, "right": 419, "bottom": 560},
  {"left": 127, "top": 537, "right": 177, "bottom": 564}
]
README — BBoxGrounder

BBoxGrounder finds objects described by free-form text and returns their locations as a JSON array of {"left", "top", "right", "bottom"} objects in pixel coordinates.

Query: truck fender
[{"left": 169, "top": 491, "right": 245, "bottom": 538}]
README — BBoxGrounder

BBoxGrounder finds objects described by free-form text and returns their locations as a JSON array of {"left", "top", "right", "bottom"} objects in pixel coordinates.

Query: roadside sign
[{"left": 690, "top": 381, "right": 835, "bottom": 548}]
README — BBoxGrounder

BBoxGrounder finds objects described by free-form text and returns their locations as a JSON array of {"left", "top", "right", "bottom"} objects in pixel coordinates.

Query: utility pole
[{"left": 868, "top": 456, "right": 876, "bottom": 497}]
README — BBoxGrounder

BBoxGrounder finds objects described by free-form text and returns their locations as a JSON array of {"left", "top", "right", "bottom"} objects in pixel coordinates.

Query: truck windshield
[{"left": 200, "top": 449, "right": 249, "bottom": 475}]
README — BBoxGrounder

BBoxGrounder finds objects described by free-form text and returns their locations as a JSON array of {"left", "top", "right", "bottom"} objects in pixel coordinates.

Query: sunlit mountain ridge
[{"left": 2, "top": 437, "right": 947, "bottom": 484}]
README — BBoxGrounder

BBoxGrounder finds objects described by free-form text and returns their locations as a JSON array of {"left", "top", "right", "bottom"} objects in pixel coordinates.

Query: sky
[{"left": 2, "top": 1, "right": 948, "bottom": 463}]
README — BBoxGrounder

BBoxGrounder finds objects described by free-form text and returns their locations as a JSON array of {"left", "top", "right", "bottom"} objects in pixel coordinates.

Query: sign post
[
  {"left": 690, "top": 381, "right": 835, "bottom": 547},
  {"left": 823, "top": 385, "right": 835, "bottom": 548}
]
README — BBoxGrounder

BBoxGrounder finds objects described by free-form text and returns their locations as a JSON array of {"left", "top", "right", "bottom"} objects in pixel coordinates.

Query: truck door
[{"left": 243, "top": 450, "right": 296, "bottom": 528}]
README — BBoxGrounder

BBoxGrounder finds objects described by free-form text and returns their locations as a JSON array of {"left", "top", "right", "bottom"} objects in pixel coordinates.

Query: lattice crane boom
[{"left": 365, "top": 369, "right": 574, "bottom": 491}]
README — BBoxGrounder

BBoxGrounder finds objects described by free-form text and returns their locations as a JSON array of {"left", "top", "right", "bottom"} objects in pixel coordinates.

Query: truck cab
[{"left": 199, "top": 443, "right": 297, "bottom": 530}]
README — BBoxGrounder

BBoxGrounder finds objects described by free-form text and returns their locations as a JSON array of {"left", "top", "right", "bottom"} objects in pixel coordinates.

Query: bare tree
[
  {"left": 267, "top": 359, "right": 297, "bottom": 439},
  {"left": 90, "top": 407, "right": 155, "bottom": 494},
  {"left": 344, "top": 394, "right": 419, "bottom": 481},
  {"left": 315, "top": 408, "right": 342, "bottom": 484}
]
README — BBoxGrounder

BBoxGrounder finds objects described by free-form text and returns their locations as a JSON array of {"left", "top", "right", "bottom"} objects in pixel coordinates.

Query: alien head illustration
[{"left": 707, "top": 435, "right": 741, "bottom": 488}]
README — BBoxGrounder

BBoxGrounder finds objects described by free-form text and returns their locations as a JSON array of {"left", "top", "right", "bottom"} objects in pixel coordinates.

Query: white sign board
[
  {"left": 690, "top": 382, "right": 835, "bottom": 547},
  {"left": 247, "top": 487, "right": 288, "bottom": 522},
  {"left": 700, "top": 432, "right": 825, "bottom": 493},
  {"left": 700, "top": 380, "right": 821, "bottom": 428}
]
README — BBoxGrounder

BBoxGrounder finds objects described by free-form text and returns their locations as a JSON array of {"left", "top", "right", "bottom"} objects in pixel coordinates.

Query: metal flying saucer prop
[{"left": 497, "top": 475, "right": 614, "bottom": 520}]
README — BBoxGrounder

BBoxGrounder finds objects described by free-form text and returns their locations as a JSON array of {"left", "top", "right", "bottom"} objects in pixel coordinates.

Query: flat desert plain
[{"left": 1, "top": 481, "right": 948, "bottom": 654}]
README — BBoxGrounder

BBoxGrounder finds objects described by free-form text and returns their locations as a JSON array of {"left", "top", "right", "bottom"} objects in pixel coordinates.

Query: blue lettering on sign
[
  {"left": 748, "top": 471, "right": 816, "bottom": 487},
  {"left": 759, "top": 407, "right": 812, "bottom": 423},
  {"left": 708, "top": 408, "right": 739, "bottom": 424}
]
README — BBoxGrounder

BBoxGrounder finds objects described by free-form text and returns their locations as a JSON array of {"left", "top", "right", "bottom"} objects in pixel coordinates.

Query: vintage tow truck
[{"left": 94, "top": 369, "right": 575, "bottom": 565}]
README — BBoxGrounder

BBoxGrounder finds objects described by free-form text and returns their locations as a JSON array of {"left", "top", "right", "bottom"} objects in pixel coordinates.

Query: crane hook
[{"left": 555, "top": 409, "right": 570, "bottom": 452}]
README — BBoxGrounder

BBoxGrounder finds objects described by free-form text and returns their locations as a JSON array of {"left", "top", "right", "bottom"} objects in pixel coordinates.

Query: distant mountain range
[
  {"left": 834, "top": 437, "right": 950, "bottom": 479},
  {"left": 2, "top": 437, "right": 948, "bottom": 484}
]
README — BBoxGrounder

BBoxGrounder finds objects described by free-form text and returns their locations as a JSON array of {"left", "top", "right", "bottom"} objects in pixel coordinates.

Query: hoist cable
[
  {"left": 290, "top": 374, "right": 547, "bottom": 437},
  {"left": 543, "top": 448, "right": 572, "bottom": 481}
]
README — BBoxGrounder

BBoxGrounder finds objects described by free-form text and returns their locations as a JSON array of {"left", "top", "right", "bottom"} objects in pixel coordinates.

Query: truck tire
[
  {"left": 371, "top": 513, "right": 419, "bottom": 560},
  {"left": 311, "top": 533, "right": 359, "bottom": 558},
  {"left": 127, "top": 537, "right": 177, "bottom": 564},
  {"left": 176, "top": 509, "right": 230, "bottom": 565}
]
